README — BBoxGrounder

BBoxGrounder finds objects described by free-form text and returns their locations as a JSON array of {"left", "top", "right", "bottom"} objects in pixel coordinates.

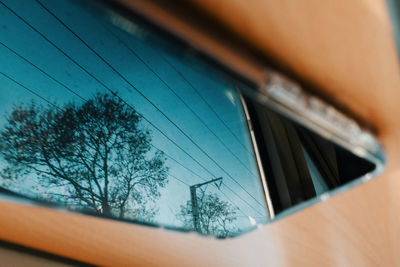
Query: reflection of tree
[
  {"left": 178, "top": 189, "right": 238, "bottom": 237},
  {"left": 0, "top": 93, "right": 168, "bottom": 219}
]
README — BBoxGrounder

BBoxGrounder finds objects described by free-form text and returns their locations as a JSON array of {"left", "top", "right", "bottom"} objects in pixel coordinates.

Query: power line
[
  {"left": 168, "top": 173, "right": 190, "bottom": 187},
  {"left": 216, "top": 186, "right": 248, "bottom": 217},
  {"left": 32, "top": 0, "right": 265, "bottom": 210},
  {"left": 104, "top": 26, "right": 258, "bottom": 179},
  {"left": 0, "top": 72, "right": 59, "bottom": 110},
  {"left": 150, "top": 143, "right": 204, "bottom": 183},
  {"left": 0, "top": 41, "right": 86, "bottom": 102},
  {"left": 162, "top": 55, "right": 253, "bottom": 155}
]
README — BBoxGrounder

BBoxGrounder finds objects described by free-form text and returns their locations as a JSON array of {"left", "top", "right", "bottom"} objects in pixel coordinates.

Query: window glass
[{"left": 0, "top": 0, "right": 269, "bottom": 237}]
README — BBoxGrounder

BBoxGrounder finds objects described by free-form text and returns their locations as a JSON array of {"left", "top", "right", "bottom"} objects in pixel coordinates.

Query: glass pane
[
  {"left": 0, "top": 0, "right": 268, "bottom": 237},
  {"left": 244, "top": 99, "right": 377, "bottom": 215}
]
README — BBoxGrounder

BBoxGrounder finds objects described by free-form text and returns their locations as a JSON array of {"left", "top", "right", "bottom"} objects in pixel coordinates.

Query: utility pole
[{"left": 190, "top": 177, "right": 222, "bottom": 233}]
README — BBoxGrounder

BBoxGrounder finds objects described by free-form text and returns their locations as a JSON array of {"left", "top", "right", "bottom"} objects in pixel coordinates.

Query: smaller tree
[{"left": 178, "top": 189, "right": 239, "bottom": 237}]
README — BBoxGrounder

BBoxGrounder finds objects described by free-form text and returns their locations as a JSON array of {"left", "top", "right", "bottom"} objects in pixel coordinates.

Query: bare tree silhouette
[
  {"left": 177, "top": 188, "right": 239, "bottom": 237},
  {"left": 0, "top": 93, "right": 168, "bottom": 220}
]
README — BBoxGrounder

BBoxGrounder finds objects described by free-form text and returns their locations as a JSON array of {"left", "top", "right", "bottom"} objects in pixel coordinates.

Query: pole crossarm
[{"left": 190, "top": 177, "right": 222, "bottom": 189}]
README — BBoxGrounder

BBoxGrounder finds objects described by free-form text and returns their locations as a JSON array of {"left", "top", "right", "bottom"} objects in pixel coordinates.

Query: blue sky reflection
[{"left": 0, "top": 0, "right": 268, "bottom": 237}]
